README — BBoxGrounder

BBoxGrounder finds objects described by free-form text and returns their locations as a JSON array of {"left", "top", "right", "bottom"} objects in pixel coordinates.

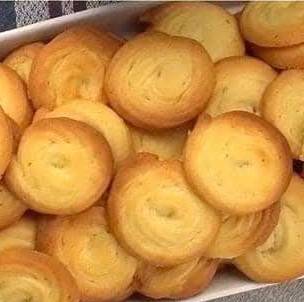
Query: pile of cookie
[{"left": 0, "top": 2, "right": 303, "bottom": 301}]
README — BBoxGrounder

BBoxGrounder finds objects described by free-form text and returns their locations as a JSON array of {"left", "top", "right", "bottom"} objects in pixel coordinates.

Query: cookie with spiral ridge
[
  {"left": 240, "top": 2, "right": 304, "bottom": 47},
  {"left": 108, "top": 153, "right": 220, "bottom": 267},
  {"left": 0, "top": 64, "right": 33, "bottom": 130},
  {"left": 130, "top": 123, "right": 191, "bottom": 160},
  {"left": 234, "top": 174, "right": 304, "bottom": 283},
  {"left": 29, "top": 25, "right": 122, "bottom": 110},
  {"left": 205, "top": 56, "right": 277, "bottom": 117},
  {"left": 37, "top": 206, "right": 138, "bottom": 302},
  {"left": 136, "top": 257, "right": 219, "bottom": 299},
  {"left": 34, "top": 99, "right": 133, "bottom": 169},
  {"left": 140, "top": 2, "right": 245, "bottom": 62},
  {"left": 251, "top": 43, "right": 304, "bottom": 70},
  {"left": 262, "top": 70, "right": 304, "bottom": 159},
  {"left": 0, "top": 248, "right": 80, "bottom": 302},
  {"left": 205, "top": 202, "right": 281, "bottom": 259},
  {"left": 0, "top": 184, "right": 26, "bottom": 230},
  {"left": 5, "top": 117, "right": 113, "bottom": 215},
  {"left": 105, "top": 32, "right": 215, "bottom": 129},
  {"left": 4, "top": 42, "right": 44, "bottom": 87},
  {"left": 184, "top": 112, "right": 292, "bottom": 215},
  {"left": 0, "top": 213, "right": 37, "bottom": 252}
]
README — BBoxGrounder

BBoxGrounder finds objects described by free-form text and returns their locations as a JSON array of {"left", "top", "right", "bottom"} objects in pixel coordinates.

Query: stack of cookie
[{"left": 0, "top": 2, "right": 303, "bottom": 301}]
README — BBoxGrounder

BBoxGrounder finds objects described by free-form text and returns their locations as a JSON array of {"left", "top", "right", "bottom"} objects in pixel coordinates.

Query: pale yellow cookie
[
  {"left": 108, "top": 153, "right": 220, "bottom": 267},
  {"left": 184, "top": 112, "right": 292, "bottom": 215},
  {"left": 234, "top": 175, "right": 304, "bottom": 283},
  {"left": 241, "top": 2, "right": 304, "bottom": 47},
  {"left": 105, "top": 32, "right": 215, "bottom": 129},
  {"left": 140, "top": 2, "right": 245, "bottom": 62},
  {"left": 3, "top": 42, "right": 44, "bottom": 86},
  {"left": 262, "top": 70, "right": 304, "bottom": 159},
  {"left": 205, "top": 56, "right": 277, "bottom": 116}
]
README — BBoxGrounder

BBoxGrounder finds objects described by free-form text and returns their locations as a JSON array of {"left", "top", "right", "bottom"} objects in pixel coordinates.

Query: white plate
[{"left": 0, "top": 2, "right": 294, "bottom": 301}]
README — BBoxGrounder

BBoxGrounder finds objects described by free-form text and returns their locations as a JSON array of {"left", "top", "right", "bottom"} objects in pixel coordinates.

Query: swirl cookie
[
  {"left": 34, "top": 99, "right": 133, "bottom": 169},
  {"left": 107, "top": 153, "right": 220, "bottom": 267},
  {"left": 0, "top": 107, "right": 13, "bottom": 179},
  {"left": 29, "top": 25, "right": 122, "bottom": 110},
  {"left": 0, "top": 64, "right": 33, "bottom": 130},
  {"left": 251, "top": 43, "right": 304, "bottom": 70},
  {"left": 184, "top": 112, "right": 292, "bottom": 215},
  {"left": 234, "top": 175, "right": 304, "bottom": 283},
  {"left": 262, "top": 70, "right": 304, "bottom": 159},
  {"left": 3, "top": 42, "right": 44, "bottom": 86},
  {"left": 205, "top": 56, "right": 277, "bottom": 117},
  {"left": 205, "top": 202, "right": 281, "bottom": 259},
  {"left": 37, "top": 207, "right": 138, "bottom": 302},
  {"left": 5, "top": 118, "right": 113, "bottom": 215},
  {"left": 130, "top": 123, "right": 190, "bottom": 160},
  {"left": 105, "top": 32, "right": 215, "bottom": 129},
  {"left": 241, "top": 2, "right": 304, "bottom": 47},
  {"left": 0, "top": 248, "right": 80, "bottom": 302},
  {"left": 0, "top": 184, "right": 26, "bottom": 230},
  {"left": 136, "top": 258, "right": 218, "bottom": 299},
  {"left": 0, "top": 214, "right": 37, "bottom": 252},
  {"left": 140, "top": 2, "right": 245, "bottom": 62}
]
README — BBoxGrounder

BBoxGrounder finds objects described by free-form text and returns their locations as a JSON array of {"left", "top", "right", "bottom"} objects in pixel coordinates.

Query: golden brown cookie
[
  {"left": 0, "top": 213, "right": 37, "bottom": 252},
  {"left": 37, "top": 207, "right": 138, "bottom": 302},
  {"left": 205, "top": 56, "right": 277, "bottom": 116},
  {"left": 0, "top": 107, "right": 13, "bottom": 179},
  {"left": 251, "top": 43, "right": 304, "bottom": 70},
  {"left": 107, "top": 153, "right": 220, "bottom": 267},
  {"left": 3, "top": 42, "right": 44, "bottom": 86},
  {"left": 0, "top": 248, "right": 80, "bottom": 302},
  {"left": 105, "top": 32, "right": 215, "bottom": 129},
  {"left": 262, "top": 70, "right": 304, "bottom": 159},
  {"left": 241, "top": 2, "right": 304, "bottom": 47},
  {"left": 29, "top": 25, "right": 122, "bottom": 110},
  {"left": 136, "top": 258, "right": 219, "bottom": 299},
  {"left": 0, "top": 64, "right": 33, "bottom": 130},
  {"left": 234, "top": 174, "right": 304, "bottom": 283},
  {"left": 34, "top": 99, "right": 133, "bottom": 169},
  {"left": 5, "top": 118, "right": 113, "bottom": 215},
  {"left": 0, "top": 184, "right": 26, "bottom": 230},
  {"left": 140, "top": 2, "right": 245, "bottom": 62},
  {"left": 205, "top": 202, "right": 281, "bottom": 259},
  {"left": 130, "top": 123, "right": 191, "bottom": 160},
  {"left": 184, "top": 112, "right": 292, "bottom": 215}
]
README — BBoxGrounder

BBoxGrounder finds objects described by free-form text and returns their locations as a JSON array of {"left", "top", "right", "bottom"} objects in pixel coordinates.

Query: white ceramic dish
[{"left": 0, "top": 1, "right": 296, "bottom": 301}]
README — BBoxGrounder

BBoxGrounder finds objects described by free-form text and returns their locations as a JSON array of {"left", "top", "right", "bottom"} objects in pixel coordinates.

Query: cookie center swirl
[{"left": 49, "top": 49, "right": 105, "bottom": 106}]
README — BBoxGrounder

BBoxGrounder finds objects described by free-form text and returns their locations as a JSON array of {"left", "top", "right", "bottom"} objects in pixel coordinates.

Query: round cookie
[
  {"left": 29, "top": 25, "right": 122, "bottom": 110},
  {"left": 130, "top": 123, "right": 191, "bottom": 160},
  {"left": 34, "top": 99, "right": 133, "bottom": 169},
  {"left": 0, "top": 248, "right": 80, "bottom": 302},
  {"left": 105, "top": 32, "right": 215, "bottom": 129},
  {"left": 3, "top": 42, "right": 44, "bottom": 86},
  {"left": 184, "top": 112, "right": 292, "bottom": 215},
  {"left": 37, "top": 207, "right": 138, "bottom": 302},
  {"left": 136, "top": 258, "right": 218, "bottom": 299},
  {"left": 205, "top": 56, "right": 277, "bottom": 116},
  {"left": 140, "top": 2, "right": 245, "bottom": 62},
  {"left": 251, "top": 43, "right": 304, "bottom": 70},
  {"left": 234, "top": 174, "right": 304, "bottom": 283},
  {"left": 0, "top": 214, "right": 37, "bottom": 252},
  {"left": 205, "top": 202, "right": 281, "bottom": 259},
  {"left": 241, "top": 2, "right": 304, "bottom": 47},
  {"left": 5, "top": 118, "right": 113, "bottom": 215},
  {"left": 0, "top": 184, "right": 26, "bottom": 230},
  {"left": 261, "top": 70, "right": 304, "bottom": 159},
  {"left": 0, "top": 64, "right": 33, "bottom": 130},
  {"left": 107, "top": 153, "right": 220, "bottom": 267}
]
